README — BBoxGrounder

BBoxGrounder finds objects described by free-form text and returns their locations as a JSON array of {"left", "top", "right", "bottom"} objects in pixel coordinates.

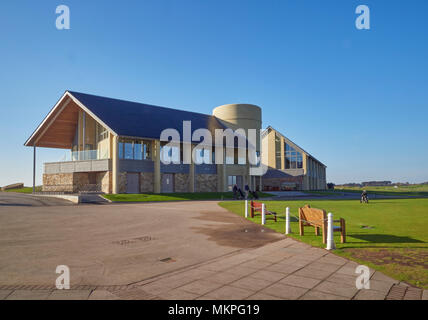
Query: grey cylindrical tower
[{"left": 212, "top": 103, "right": 262, "bottom": 152}]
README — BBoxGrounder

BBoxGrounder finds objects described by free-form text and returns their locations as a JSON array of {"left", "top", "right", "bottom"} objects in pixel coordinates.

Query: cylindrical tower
[{"left": 212, "top": 103, "right": 262, "bottom": 152}]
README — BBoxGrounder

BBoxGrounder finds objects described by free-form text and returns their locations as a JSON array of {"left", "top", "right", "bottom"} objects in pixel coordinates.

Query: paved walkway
[{"left": 1, "top": 238, "right": 426, "bottom": 300}]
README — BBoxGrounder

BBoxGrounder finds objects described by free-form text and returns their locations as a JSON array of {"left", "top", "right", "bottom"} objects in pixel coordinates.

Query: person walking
[
  {"left": 232, "top": 184, "right": 238, "bottom": 200},
  {"left": 244, "top": 184, "right": 250, "bottom": 199}
]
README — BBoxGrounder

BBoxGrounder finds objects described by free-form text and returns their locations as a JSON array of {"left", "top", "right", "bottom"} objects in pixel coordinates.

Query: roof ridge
[{"left": 67, "top": 90, "right": 215, "bottom": 118}]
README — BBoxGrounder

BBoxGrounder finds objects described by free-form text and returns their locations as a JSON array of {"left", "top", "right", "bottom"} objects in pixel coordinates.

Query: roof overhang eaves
[{"left": 24, "top": 91, "right": 119, "bottom": 147}]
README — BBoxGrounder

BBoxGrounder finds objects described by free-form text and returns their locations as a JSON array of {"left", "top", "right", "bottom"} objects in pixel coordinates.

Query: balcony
[{"left": 45, "top": 150, "right": 111, "bottom": 174}]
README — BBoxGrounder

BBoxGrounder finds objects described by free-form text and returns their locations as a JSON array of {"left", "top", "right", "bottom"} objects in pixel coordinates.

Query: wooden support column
[
  {"left": 32, "top": 146, "right": 36, "bottom": 193},
  {"left": 112, "top": 135, "right": 119, "bottom": 194}
]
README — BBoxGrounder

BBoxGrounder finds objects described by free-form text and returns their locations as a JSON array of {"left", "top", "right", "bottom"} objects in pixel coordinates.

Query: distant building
[{"left": 260, "top": 127, "right": 327, "bottom": 191}]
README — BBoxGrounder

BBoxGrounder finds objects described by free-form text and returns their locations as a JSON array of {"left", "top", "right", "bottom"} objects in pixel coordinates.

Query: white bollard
[
  {"left": 261, "top": 203, "right": 266, "bottom": 225},
  {"left": 285, "top": 207, "right": 291, "bottom": 234},
  {"left": 326, "top": 212, "right": 336, "bottom": 250},
  {"left": 245, "top": 200, "right": 248, "bottom": 218}
]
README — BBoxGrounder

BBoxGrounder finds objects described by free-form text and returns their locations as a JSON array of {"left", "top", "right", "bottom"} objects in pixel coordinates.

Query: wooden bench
[
  {"left": 250, "top": 201, "right": 277, "bottom": 222},
  {"left": 299, "top": 205, "right": 346, "bottom": 244}
]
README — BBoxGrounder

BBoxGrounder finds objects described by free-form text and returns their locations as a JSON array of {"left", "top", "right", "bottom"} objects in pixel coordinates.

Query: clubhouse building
[{"left": 24, "top": 91, "right": 327, "bottom": 194}]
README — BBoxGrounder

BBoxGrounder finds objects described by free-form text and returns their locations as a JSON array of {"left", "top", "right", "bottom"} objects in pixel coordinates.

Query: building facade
[
  {"left": 25, "top": 91, "right": 262, "bottom": 194},
  {"left": 25, "top": 91, "right": 326, "bottom": 194}
]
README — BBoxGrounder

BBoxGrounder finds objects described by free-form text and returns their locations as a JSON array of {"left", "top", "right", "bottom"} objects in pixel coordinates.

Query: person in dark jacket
[
  {"left": 232, "top": 184, "right": 238, "bottom": 200},
  {"left": 244, "top": 184, "right": 250, "bottom": 199}
]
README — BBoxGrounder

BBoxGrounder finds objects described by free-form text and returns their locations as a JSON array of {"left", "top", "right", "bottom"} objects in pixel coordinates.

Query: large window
[
  {"left": 275, "top": 134, "right": 282, "bottom": 168},
  {"left": 285, "top": 143, "right": 303, "bottom": 169},
  {"left": 119, "top": 139, "right": 151, "bottom": 160},
  {"left": 96, "top": 122, "right": 108, "bottom": 141}
]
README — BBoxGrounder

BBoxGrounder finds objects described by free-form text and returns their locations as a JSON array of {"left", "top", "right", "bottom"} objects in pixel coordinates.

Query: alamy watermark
[
  {"left": 56, "top": 5, "right": 70, "bottom": 30},
  {"left": 56, "top": 265, "right": 70, "bottom": 289},
  {"left": 355, "top": 265, "right": 370, "bottom": 289},
  {"left": 355, "top": 5, "right": 370, "bottom": 30},
  {"left": 159, "top": 121, "right": 268, "bottom": 176}
]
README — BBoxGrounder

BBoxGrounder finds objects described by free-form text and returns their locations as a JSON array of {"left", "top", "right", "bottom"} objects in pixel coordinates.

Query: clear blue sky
[{"left": 0, "top": 0, "right": 427, "bottom": 186}]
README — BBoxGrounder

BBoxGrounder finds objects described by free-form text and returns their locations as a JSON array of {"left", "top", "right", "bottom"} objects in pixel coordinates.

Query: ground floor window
[{"left": 227, "top": 176, "right": 237, "bottom": 191}]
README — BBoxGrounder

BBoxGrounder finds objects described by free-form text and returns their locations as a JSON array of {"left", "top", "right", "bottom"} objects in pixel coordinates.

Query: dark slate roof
[
  {"left": 69, "top": 91, "right": 227, "bottom": 142},
  {"left": 263, "top": 168, "right": 302, "bottom": 179}
]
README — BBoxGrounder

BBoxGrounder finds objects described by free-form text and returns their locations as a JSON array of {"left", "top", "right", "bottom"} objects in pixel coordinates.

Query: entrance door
[
  {"left": 162, "top": 174, "right": 174, "bottom": 193},
  {"left": 126, "top": 173, "right": 140, "bottom": 194}
]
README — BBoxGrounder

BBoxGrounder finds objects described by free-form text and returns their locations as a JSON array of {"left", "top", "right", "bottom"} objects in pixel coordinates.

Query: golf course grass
[
  {"left": 335, "top": 184, "right": 428, "bottom": 197},
  {"left": 219, "top": 198, "right": 428, "bottom": 288},
  {"left": 104, "top": 191, "right": 273, "bottom": 202}
]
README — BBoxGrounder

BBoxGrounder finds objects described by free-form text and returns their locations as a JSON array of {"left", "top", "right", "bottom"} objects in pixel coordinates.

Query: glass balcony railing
[{"left": 59, "top": 150, "right": 109, "bottom": 162}]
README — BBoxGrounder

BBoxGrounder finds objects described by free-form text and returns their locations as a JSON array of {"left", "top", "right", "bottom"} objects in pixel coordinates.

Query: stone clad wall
[
  {"left": 196, "top": 174, "right": 217, "bottom": 192},
  {"left": 140, "top": 172, "right": 154, "bottom": 193},
  {"left": 97, "top": 171, "right": 112, "bottom": 194},
  {"left": 43, "top": 173, "right": 74, "bottom": 192},
  {"left": 118, "top": 172, "right": 127, "bottom": 194},
  {"left": 174, "top": 173, "right": 190, "bottom": 192},
  {"left": 43, "top": 171, "right": 111, "bottom": 193}
]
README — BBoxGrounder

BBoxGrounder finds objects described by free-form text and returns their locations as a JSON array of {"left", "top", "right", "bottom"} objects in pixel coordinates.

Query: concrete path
[
  {"left": 1, "top": 238, "right": 426, "bottom": 300},
  {"left": 0, "top": 200, "right": 425, "bottom": 300},
  {"left": 0, "top": 192, "right": 74, "bottom": 207}
]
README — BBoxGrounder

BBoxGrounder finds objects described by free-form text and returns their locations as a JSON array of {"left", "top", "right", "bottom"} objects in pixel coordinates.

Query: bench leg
[
  {"left": 299, "top": 209, "right": 304, "bottom": 236},
  {"left": 322, "top": 222, "right": 327, "bottom": 244},
  {"left": 340, "top": 218, "right": 346, "bottom": 243},
  {"left": 315, "top": 226, "right": 320, "bottom": 236}
]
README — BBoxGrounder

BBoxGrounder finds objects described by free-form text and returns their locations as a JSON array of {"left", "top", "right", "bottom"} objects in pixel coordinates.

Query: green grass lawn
[
  {"left": 104, "top": 192, "right": 273, "bottom": 202},
  {"left": 335, "top": 184, "right": 428, "bottom": 197},
  {"left": 1, "top": 186, "right": 42, "bottom": 193},
  {"left": 219, "top": 198, "right": 428, "bottom": 288}
]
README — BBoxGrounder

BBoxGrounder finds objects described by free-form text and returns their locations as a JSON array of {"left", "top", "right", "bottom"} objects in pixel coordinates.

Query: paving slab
[
  {"left": 246, "top": 292, "right": 281, "bottom": 300},
  {"left": 0, "top": 290, "right": 13, "bottom": 300},
  {"left": 48, "top": 289, "right": 92, "bottom": 300},
  {"left": 294, "top": 266, "right": 335, "bottom": 280},
  {"left": 201, "top": 285, "right": 253, "bottom": 300},
  {"left": 279, "top": 274, "right": 322, "bottom": 289},
  {"left": 353, "top": 290, "right": 386, "bottom": 300},
  {"left": 299, "top": 290, "right": 348, "bottom": 300},
  {"left": 178, "top": 280, "right": 223, "bottom": 296},
  {"left": 250, "top": 270, "right": 286, "bottom": 282},
  {"left": 230, "top": 276, "right": 274, "bottom": 292},
  {"left": 313, "top": 280, "right": 358, "bottom": 299},
  {"left": 88, "top": 290, "right": 119, "bottom": 300},
  {"left": 6, "top": 289, "right": 52, "bottom": 300},
  {"left": 261, "top": 283, "right": 308, "bottom": 300}
]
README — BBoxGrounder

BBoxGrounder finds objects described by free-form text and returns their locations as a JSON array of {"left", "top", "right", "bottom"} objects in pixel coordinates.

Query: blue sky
[{"left": 0, "top": 0, "right": 427, "bottom": 186}]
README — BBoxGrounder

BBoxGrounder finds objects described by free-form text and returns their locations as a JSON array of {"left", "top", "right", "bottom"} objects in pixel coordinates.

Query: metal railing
[{"left": 59, "top": 150, "right": 109, "bottom": 162}]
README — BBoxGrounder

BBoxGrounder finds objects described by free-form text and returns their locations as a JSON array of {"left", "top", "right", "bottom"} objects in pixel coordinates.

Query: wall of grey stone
[
  {"left": 118, "top": 172, "right": 127, "bottom": 194},
  {"left": 140, "top": 172, "right": 154, "bottom": 193},
  {"left": 196, "top": 174, "right": 217, "bottom": 192},
  {"left": 174, "top": 173, "right": 190, "bottom": 192}
]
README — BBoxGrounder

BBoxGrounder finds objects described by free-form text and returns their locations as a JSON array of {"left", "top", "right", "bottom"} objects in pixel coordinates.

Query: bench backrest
[
  {"left": 299, "top": 205, "right": 326, "bottom": 227},
  {"left": 251, "top": 201, "right": 263, "bottom": 211}
]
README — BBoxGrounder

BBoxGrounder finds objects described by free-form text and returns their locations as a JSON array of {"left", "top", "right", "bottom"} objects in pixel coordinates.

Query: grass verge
[
  {"left": 1, "top": 186, "right": 42, "bottom": 193},
  {"left": 104, "top": 192, "right": 273, "bottom": 202}
]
